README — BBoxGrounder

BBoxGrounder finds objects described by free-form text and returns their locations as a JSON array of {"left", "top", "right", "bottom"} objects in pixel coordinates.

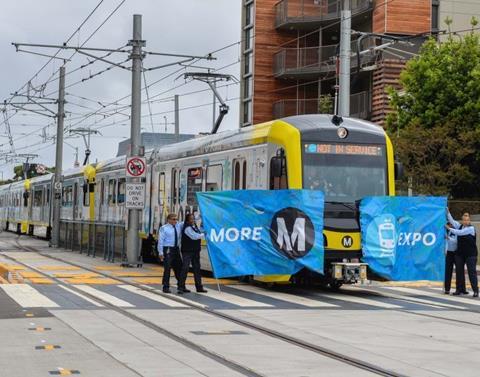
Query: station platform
[{"left": 1, "top": 231, "right": 480, "bottom": 377}]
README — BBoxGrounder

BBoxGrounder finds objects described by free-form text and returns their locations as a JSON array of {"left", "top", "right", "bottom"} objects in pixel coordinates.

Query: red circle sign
[{"left": 126, "top": 157, "right": 146, "bottom": 177}]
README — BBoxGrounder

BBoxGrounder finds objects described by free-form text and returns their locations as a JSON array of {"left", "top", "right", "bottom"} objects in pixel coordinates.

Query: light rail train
[{"left": 0, "top": 114, "right": 401, "bottom": 285}]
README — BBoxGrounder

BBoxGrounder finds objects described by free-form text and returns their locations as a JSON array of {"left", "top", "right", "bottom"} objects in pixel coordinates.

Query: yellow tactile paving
[
  {"left": 64, "top": 278, "right": 119, "bottom": 284},
  {"left": 132, "top": 278, "right": 163, "bottom": 284},
  {"left": 53, "top": 273, "right": 100, "bottom": 278},
  {"left": 94, "top": 266, "right": 126, "bottom": 271},
  {"left": 110, "top": 271, "right": 162, "bottom": 277},
  {"left": 19, "top": 272, "right": 44, "bottom": 279},
  {"left": 28, "top": 278, "right": 54, "bottom": 284},
  {"left": 0, "top": 263, "right": 25, "bottom": 271},
  {"left": 382, "top": 281, "right": 444, "bottom": 287},
  {"left": 38, "top": 265, "right": 81, "bottom": 271}
]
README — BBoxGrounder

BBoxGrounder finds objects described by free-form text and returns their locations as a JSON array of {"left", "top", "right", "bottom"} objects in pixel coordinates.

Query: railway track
[{"left": 1, "top": 235, "right": 406, "bottom": 377}]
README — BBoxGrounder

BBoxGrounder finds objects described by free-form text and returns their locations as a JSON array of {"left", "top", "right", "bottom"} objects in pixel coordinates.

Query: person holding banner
[
  {"left": 444, "top": 225, "right": 458, "bottom": 294},
  {"left": 158, "top": 214, "right": 183, "bottom": 294},
  {"left": 178, "top": 213, "right": 207, "bottom": 294},
  {"left": 447, "top": 211, "right": 478, "bottom": 297}
]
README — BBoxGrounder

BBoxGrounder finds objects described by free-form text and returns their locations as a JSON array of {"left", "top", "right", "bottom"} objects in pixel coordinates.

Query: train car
[
  {"left": 149, "top": 114, "right": 399, "bottom": 286},
  {"left": 28, "top": 174, "right": 53, "bottom": 238}
]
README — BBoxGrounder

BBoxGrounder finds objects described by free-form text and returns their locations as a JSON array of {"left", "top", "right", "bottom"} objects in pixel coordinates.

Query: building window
[
  {"left": 245, "top": 2, "right": 254, "bottom": 26},
  {"left": 432, "top": 0, "right": 439, "bottom": 30},
  {"left": 245, "top": 27, "right": 253, "bottom": 51},
  {"left": 243, "top": 100, "right": 252, "bottom": 125}
]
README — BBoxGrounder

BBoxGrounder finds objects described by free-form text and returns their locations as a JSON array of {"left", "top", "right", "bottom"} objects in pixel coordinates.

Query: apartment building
[{"left": 239, "top": 0, "right": 476, "bottom": 127}]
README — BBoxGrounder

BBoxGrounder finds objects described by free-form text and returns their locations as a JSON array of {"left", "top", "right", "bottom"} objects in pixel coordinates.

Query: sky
[{"left": 0, "top": 0, "right": 242, "bottom": 180}]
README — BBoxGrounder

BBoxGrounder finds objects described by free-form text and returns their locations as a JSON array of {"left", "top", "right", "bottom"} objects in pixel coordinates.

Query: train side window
[
  {"left": 206, "top": 165, "right": 223, "bottom": 191},
  {"left": 23, "top": 191, "right": 29, "bottom": 207},
  {"left": 242, "top": 160, "right": 247, "bottom": 189},
  {"left": 99, "top": 178, "right": 105, "bottom": 205},
  {"left": 62, "top": 185, "right": 73, "bottom": 207},
  {"left": 270, "top": 155, "right": 288, "bottom": 190},
  {"left": 118, "top": 178, "right": 126, "bottom": 205},
  {"left": 33, "top": 189, "right": 43, "bottom": 207},
  {"left": 233, "top": 160, "right": 241, "bottom": 190},
  {"left": 172, "top": 168, "right": 181, "bottom": 205},
  {"left": 108, "top": 179, "right": 117, "bottom": 206},
  {"left": 187, "top": 167, "right": 203, "bottom": 206},
  {"left": 233, "top": 159, "right": 247, "bottom": 190},
  {"left": 83, "top": 182, "right": 90, "bottom": 207},
  {"left": 158, "top": 172, "right": 166, "bottom": 206}
]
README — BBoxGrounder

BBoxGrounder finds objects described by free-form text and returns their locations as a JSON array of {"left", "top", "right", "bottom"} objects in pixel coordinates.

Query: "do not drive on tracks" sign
[{"left": 125, "top": 183, "right": 146, "bottom": 209}]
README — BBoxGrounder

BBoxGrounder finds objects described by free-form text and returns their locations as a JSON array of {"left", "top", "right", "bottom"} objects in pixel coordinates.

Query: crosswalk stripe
[
  {"left": 385, "top": 287, "right": 480, "bottom": 307},
  {"left": 57, "top": 285, "right": 104, "bottom": 307},
  {"left": 75, "top": 285, "right": 134, "bottom": 308},
  {"left": 186, "top": 285, "right": 273, "bottom": 307},
  {"left": 313, "top": 292, "right": 402, "bottom": 309},
  {"left": 118, "top": 285, "right": 188, "bottom": 308},
  {"left": 230, "top": 285, "right": 339, "bottom": 308},
  {"left": 0, "top": 284, "right": 59, "bottom": 308}
]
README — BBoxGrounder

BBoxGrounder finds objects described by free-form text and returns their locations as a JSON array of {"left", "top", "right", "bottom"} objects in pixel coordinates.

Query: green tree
[{"left": 386, "top": 25, "right": 480, "bottom": 197}]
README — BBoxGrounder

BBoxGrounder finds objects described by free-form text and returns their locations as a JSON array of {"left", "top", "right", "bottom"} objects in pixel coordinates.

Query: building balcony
[
  {"left": 273, "top": 41, "right": 376, "bottom": 79},
  {"left": 275, "top": 0, "right": 373, "bottom": 30},
  {"left": 272, "top": 91, "right": 369, "bottom": 120}
]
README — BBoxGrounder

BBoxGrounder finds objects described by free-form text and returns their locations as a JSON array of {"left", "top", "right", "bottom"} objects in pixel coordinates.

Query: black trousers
[
  {"left": 455, "top": 254, "right": 479, "bottom": 293},
  {"left": 162, "top": 247, "right": 182, "bottom": 288},
  {"left": 444, "top": 251, "right": 456, "bottom": 292},
  {"left": 178, "top": 250, "right": 203, "bottom": 290}
]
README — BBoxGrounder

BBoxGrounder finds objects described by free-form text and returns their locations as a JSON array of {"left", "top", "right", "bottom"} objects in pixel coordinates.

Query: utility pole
[
  {"left": 51, "top": 65, "right": 66, "bottom": 248},
  {"left": 174, "top": 94, "right": 179, "bottom": 142},
  {"left": 338, "top": 0, "right": 351, "bottom": 117},
  {"left": 125, "top": 14, "right": 145, "bottom": 266}
]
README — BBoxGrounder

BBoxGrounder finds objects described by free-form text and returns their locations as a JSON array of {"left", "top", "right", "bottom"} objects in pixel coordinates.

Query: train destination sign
[
  {"left": 305, "top": 143, "right": 383, "bottom": 156},
  {"left": 125, "top": 183, "right": 146, "bottom": 209},
  {"left": 126, "top": 156, "right": 147, "bottom": 178}
]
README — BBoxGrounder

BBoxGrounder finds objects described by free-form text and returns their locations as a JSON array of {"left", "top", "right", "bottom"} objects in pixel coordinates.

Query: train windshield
[{"left": 303, "top": 143, "right": 387, "bottom": 203}]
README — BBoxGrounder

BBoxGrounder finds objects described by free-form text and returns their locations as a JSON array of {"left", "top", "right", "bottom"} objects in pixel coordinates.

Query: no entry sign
[{"left": 126, "top": 156, "right": 146, "bottom": 178}]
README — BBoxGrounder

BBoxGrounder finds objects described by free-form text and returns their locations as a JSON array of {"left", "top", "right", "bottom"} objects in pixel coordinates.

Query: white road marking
[
  {"left": 75, "top": 285, "right": 134, "bottom": 308},
  {"left": 385, "top": 287, "right": 480, "bottom": 307},
  {"left": 230, "top": 285, "right": 339, "bottom": 308},
  {"left": 0, "top": 284, "right": 59, "bottom": 308},
  {"left": 313, "top": 292, "right": 402, "bottom": 309},
  {"left": 186, "top": 285, "right": 273, "bottom": 307},
  {"left": 57, "top": 285, "right": 104, "bottom": 307},
  {"left": 118, "top": 285, "right": 188, "bottom": 307}
]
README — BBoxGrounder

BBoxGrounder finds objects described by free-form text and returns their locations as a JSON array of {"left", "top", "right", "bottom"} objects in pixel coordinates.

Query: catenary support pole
[
  {"left": 126, "top": 14, "right": 145, "bottom": 265},
  {"left": 51, "top": 65, "right": 66, "bottom": 248},
  {"left": 338, "top": 0, "right": 351, "bottom": 117},
  {"left": 174, "top": 94, "right": 179, "bottom": 142}
]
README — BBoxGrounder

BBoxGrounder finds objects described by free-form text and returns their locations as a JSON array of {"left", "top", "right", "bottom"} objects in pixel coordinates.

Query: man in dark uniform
[
  {"left": 177, "top": 213, "right": 207, "bottom": 294},
  {"left": 444, "top": 225, "right": 458, "bottom": 294},
  {"left": 447, "top": 211, "right": 478, "bottom": 297},
  {"left": 158, "top": 213, "right": 183, "bottom": 293}
]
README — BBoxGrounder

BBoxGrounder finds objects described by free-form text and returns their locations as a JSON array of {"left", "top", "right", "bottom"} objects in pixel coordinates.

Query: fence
[{"left": 59, "top": 220, "right": 127, "bottom": 263}]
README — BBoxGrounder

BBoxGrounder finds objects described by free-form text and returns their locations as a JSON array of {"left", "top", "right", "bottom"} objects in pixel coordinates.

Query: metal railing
[
  {"left": 274, "top": 38, "right": 376, "bottom": 77},
  {"left": 272, "top": 91, "right": 369, "bottom": 119},
  {"left": 59, "top": 220, "right": 127, "bottom": 263},
  {"left": 275, "top": 0, "right": 373, "bottom": 28}
]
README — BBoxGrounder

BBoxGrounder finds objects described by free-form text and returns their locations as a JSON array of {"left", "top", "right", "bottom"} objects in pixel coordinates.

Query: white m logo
[{"left": 276, "top": 218, "right": 306, "bottom": 252}]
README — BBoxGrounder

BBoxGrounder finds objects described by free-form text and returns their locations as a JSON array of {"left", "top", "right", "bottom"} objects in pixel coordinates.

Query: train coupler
[{"left": 331, "top": 262, "right": 368, "bottom": 284}]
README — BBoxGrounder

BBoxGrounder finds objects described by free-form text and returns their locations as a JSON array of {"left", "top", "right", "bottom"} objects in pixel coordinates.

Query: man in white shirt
[{"left": 158, "top": 213, "right": 183, "bottom": 293}]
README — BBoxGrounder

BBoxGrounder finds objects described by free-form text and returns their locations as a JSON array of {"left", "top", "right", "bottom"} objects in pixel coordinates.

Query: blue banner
[
  {"left": 360, "top": 196, "right": 447, "bottom": 281},
  {"left": 197, "top": 190, "right": 324, "bottom": 278}
]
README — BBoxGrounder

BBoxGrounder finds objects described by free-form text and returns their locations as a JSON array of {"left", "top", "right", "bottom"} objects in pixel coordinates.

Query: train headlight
[
  {"left": 337, "top": 127, "right": 348, "bottom": 139},
  {"left": 334, "top": 264, "right": 343, "bottom": 279},
  {"left": 360, "top": 265, "right": 367, "bottom": 280}
]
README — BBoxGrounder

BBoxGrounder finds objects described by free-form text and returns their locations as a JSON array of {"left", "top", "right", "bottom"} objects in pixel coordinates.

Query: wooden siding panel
[{"left": 253, "top": 0, "right": 296, "bottom": 124}]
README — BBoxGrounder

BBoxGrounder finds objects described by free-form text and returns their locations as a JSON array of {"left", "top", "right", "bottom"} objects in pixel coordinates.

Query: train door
[{"left": 232, "top": 158, "right": 247, "bottom": 190}]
